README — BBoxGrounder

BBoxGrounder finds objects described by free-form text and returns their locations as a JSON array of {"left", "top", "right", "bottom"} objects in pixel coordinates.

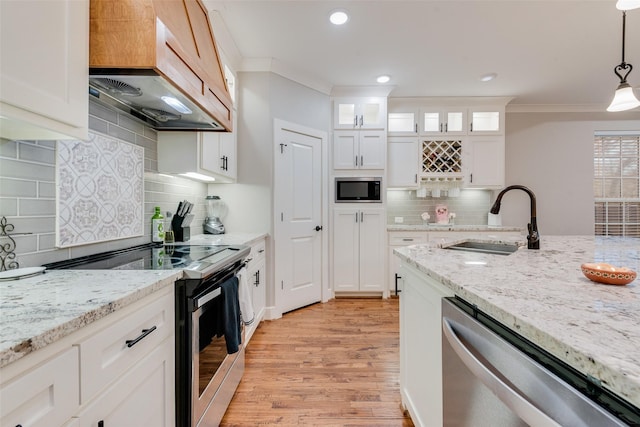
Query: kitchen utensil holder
[{"left": 171, "top": 215, "right": 190, "bottom": 242}]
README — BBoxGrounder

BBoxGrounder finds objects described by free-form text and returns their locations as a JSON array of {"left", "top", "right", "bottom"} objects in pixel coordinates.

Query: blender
[{"left": 204, "top": 195, "right": 227, "bottom": 234}]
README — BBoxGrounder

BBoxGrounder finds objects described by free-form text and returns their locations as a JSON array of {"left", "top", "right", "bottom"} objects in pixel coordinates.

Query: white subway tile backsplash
[
  {"left": 0, "top": 178, "right": 38, "bottom": 197},
  {"left": 0, "top": 139, "right": 18, "bottom": 158},
  {"left": 19, "top": 199, "right": 55, "bottom": 216},
  {"left": 386, "top": 189, "right": 492, "bottom": 225},
  {"left": 18, "top": 143, "right": 55, "bottom": 164},
  {"left": 38, "top": 182, "right": 55, "bottom": 198},
  {"left": 0, "top": 158, "right": 54, "bottom": 181},
  {"left": 0, "top": 198, "right": 17, "bottom": 216}
]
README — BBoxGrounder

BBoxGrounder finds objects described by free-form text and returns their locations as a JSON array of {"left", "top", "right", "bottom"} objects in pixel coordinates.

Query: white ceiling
[{"left": 204, "top": 1, "right": 640, "bottom": 109}]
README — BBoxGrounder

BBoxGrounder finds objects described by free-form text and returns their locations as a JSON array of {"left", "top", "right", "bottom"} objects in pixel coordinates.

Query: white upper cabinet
[
  {"left": 464, "top": 137, "right": 505, "bottom": 188},
  {"left": 333, "top": 130, "right": 385, "bottom": 170},
  {"left": 388, "top": 111, "right": 418, "bottom": 135},
  {"left": 158, "top": 131, "right": 237, "bottom": 183},
  {"left": 387, "top": 136, "right": 420, "bottom": 188},
  {"left": 0, "top": 0, "right": 89, "bottom": 140},
  {"left": 419, "top": 108, "right": 467, "bottom": 136},
  {"left": 333, "top": 97, "right": 387, "bottom": 130},
  {"left": 468, "top": 108, "right": 504, "bottom": 135}
]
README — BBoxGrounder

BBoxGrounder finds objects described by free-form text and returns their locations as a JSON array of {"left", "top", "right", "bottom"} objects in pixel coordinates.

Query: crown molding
[{"left": 239, "top": 58, "right": 333, "bottom": 95}]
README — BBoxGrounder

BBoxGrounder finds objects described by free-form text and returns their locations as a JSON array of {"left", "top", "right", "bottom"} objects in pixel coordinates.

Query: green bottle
[{"left": 152, "top": 206, "right": 164, "bottom": 243}]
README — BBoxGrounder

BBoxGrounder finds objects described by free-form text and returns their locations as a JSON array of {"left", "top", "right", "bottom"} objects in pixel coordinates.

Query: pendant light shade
[
  {"left": 607, "top": 11, "right": 640, "bottom": 112},
  {"left": 617, "top": 0, "right": 640, "bottom": 11},
  {"left": 607, "top": 82, "right": 640, "bottom": 112}
]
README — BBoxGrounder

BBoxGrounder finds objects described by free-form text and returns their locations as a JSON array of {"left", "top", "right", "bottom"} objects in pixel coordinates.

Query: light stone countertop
[
  {"left": 394, "top": 235, "right": 640, "bottom": 408},
  {"left": 0, "top": 232, "right": 268, "bottom": 368},
  {"left": 0, "top": 269, "right": 182, "bottom": 368}
]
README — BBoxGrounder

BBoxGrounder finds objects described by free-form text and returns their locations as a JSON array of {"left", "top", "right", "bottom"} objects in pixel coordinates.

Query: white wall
[{"left": 502, "top": 112, "right": 640, "bottom": 235}]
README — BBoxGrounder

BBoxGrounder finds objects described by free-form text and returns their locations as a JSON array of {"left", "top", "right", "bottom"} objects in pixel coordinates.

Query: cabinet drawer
[
  {"left": 77, "top": 292, "right": 174, "bottom": 404},
  {"left": 75, "top": 337, "right": 174, "bottom": 427},
  {"left": 247, "top": 239, "right": 266, "bottom": 266},
  {"left": 389, "top": 233, "right": 428, "bottom": 246},
  {"left": 0, "top": 347, "right": 79, "bottom": 427}
]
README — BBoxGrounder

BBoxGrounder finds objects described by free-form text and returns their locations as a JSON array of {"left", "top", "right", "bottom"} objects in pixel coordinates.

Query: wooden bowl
[{"left": 581, "top": 263, "right": 637, "bottom": 286}]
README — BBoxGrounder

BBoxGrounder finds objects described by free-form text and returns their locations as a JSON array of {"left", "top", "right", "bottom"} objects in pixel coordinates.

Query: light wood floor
[{"left": 220, "top": 298, "right": 414, "bottom": 426}]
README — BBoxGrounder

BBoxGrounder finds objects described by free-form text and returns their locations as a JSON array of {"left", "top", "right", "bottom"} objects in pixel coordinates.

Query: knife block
[{"left": 171, "top": 216, "right": 190, "bottom": 242}]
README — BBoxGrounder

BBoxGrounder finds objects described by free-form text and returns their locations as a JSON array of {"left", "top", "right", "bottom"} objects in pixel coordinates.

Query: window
[{"left": 594, "top": 133, "right": 640, "bottom": 237}]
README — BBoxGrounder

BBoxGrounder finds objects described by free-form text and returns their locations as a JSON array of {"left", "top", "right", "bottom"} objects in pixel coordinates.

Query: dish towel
[
  {"left": 219, "top": 275, "right": 241, "bottom": 354},
  {"left": 237, "top": 267, "right": 255, "bottom": 326}
]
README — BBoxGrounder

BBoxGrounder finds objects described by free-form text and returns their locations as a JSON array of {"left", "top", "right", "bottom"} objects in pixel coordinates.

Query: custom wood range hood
[{"left": 89, "top": 0, "right": 233, "bottom": 132}]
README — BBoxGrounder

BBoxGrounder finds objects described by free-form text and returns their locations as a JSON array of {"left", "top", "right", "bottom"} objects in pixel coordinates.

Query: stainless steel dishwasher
[{"left": 441, "top": 297, "right": 640, "bottom": 427}]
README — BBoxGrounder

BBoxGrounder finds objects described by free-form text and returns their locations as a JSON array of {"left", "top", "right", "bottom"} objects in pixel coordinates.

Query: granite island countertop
[
  {"left": 388, "top": 224, "right": 523, "bottom": 232},
  {"left": 0, "top": 232, "right": 268, "bottom": 368},
  {"left": 394, "top": 235, "right": 640, "bottom": 408}
]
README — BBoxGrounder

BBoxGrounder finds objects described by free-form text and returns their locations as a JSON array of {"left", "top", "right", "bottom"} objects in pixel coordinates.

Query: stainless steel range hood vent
[{"left": 89, "top": 75, "right": 223, "bottom": 131}]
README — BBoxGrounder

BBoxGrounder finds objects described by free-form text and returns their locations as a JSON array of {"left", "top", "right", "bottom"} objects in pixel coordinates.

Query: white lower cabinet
[
  {"left": 388, "top": 232, "right": 428, "bottom": 295},
  {"left": 0, "top": 347, "right": 80, "bottom": 427},
  {"left": 333, "top": 208, "right": 385, "bottom": 294},
  {"left": 75, "top": 337, "right": 174, "bottom": 427},
  {"left": 245, "top": 237, "right": 267, "bottom": 343},
  {"left": 400, "top": 262, "right": 454, "bottom": 427},
  {"left": 0, "top": 287, "right": 175, "bottom": 427}
]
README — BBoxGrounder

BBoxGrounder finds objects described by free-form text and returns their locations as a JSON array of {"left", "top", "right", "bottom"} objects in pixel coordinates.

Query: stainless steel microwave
[{"left": 335, "top": 177, "right": 382, "bottom": 203}]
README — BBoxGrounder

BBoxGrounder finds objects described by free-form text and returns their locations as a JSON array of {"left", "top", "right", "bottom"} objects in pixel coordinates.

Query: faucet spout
[{"left": 490, "top": 185, "right": 540, "bottom": 249}]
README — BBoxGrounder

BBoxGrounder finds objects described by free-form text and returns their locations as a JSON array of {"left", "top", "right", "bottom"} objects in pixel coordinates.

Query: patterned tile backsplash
[
  {"left": 56, "top": 133, "right": 144, "bottom": 247},
  {"left": 386, "top": 189, "right": 493, "bottom": 225},
  {"left": 0, "top": 98, "right": 209, "bottom": 267}
]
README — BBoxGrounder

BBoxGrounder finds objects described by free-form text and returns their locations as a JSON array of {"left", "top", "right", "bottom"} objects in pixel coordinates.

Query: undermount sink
[{"left": 443, "top": 241, "right": 520, "bottom": 256}]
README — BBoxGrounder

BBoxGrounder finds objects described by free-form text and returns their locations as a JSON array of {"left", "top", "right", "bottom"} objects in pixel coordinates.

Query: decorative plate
[{"left": 581, "top": 263, "right": 637, "bottom": 286}]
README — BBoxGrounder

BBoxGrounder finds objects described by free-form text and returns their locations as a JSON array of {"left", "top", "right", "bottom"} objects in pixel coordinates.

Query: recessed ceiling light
[
  {"left": 329, "top": 9, "right": 349, "bottom": 25},
  {"left": 479, "top": 73, "right": 498, "bottom": 82},
  {"left": 376, "top": 75, "right": 391, "bottom": 84}
]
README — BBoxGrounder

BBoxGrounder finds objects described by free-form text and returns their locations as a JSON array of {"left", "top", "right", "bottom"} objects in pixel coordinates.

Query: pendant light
[
  {"left": 607, "top": 11, "right": 640, "bottom": 112},
  {"left": 617, "top": 0, "right": 640, "bottom": 11}
]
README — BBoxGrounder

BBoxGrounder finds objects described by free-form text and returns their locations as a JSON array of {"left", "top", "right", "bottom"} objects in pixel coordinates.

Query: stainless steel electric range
[{"left": 45, "top": 242, "right": 250, "bottom": 427}]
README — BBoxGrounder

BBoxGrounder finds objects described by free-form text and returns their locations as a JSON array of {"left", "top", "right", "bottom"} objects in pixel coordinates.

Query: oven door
[{"left": 190, "top": 284, "right": 244, "bottom": 426}]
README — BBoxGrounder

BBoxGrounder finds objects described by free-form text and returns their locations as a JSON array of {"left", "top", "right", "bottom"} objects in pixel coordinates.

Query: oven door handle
[{"left": 195, "top": 287, "right": 221, "bottom": 309}]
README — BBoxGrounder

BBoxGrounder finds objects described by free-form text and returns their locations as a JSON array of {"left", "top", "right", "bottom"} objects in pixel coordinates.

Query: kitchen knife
[
  {"left": 176, "top": 201, "right": 183, "bottom": 217},
  {"left": 186, "top": 202, "right": 193, "bottom": 215}
]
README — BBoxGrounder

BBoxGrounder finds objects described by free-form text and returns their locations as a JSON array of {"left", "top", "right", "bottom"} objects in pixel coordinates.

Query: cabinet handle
[
  {"left": 355, "top": 212, "right": 358, "bottom": 223},
  {"left": 354, "top": 116, "right": 358, "bottom": 127},
  {"left": 258, "top": 249, "right": 264, "bottom": 253},
  {"left": 359, "top": 115, "right": 363, "bottom": 127},
  {"left": 470, "top": 173, "right": 473, "bottom": 183},
  {"left": 360, "top": 155, "right": 363, "bottom": 167},
  {"left": 470, "top": 122, "right": 473, "bottom": 132},
  {"left": 220, "top": 156, "right": 225, "bottom": 170},
  {"left": 395, "top": 273, "right": 402, "bottom": 295},
  {"left": 360, "top": 211, "right": 364, "bottom": 222},
  {"left": 414, "top": 174, "right": 418, "bottom": 183},
  {"left": 99, "top": 421, "right": 104, "bottom": 427},
  {"left": 440, "top": 123, "right": 443, "bottom": 133},
  {"left": 355, "top": 156, "right": 358, "bottom": 167},
  {"left": 125, "top": 326, "right": 157, "bottom": 348},
  {"left": 402, "top": 238, "right": 414, "bottom": 241},
  {"left": 254, "top": 271, "right": 260, "bottom": 286},
  {"left": 415, "top": 123, "right": 418, "bottom": 133}
]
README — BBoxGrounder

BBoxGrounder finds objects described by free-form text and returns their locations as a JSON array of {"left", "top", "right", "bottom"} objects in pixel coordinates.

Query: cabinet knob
[{"left": 315, "top": 225, "right": 323, "bottom": 231}]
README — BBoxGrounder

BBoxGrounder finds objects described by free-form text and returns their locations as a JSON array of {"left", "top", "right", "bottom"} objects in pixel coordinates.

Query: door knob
[{"left": 315, "top": 225, "right": 323, "bottom": 231}]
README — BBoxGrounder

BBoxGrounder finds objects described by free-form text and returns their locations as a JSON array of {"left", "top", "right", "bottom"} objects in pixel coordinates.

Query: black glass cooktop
[{"left": 44, "top": 243, "right": 230, "bottom": 271}]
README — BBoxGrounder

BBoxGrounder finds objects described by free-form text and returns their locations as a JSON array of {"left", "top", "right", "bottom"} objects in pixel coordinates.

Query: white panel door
[
  {"left": 388, "top": 136, "right": 419, "bottom": 188},
  {"left": 274, "top": 121, "right": 323, "bottom": 314}
]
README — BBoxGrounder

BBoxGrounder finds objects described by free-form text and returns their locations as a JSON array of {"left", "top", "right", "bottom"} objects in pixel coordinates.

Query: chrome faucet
[{"left": 490, "top": 185, "right": 540, "bottom": 249}]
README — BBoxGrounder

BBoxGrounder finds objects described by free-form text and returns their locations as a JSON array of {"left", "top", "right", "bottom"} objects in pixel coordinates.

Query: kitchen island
[{"left": 394, "top": 235, "right": 640, "bottom": 425}]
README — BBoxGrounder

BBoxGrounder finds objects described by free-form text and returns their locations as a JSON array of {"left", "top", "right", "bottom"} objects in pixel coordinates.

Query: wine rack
[{"left": 421, "top": 139, "right": 463, "bottom": 176}]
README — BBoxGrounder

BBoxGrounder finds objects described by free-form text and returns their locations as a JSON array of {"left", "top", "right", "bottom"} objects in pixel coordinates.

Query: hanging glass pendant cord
[
  {"left": 607, "top": 10, "right": 640, "bottom": 112},
  {"left": 1, "top": 216, "right": 19, "bottom": 271}
]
